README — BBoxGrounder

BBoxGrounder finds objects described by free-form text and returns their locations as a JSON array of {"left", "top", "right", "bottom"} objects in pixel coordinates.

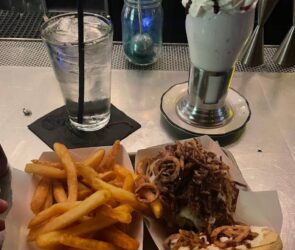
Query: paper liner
[
  {"left": 3, "top": 146, "right": 143, "bottom": 250},
  {"left": 135, "top": 135, "right": 282, "bottom": 250}
]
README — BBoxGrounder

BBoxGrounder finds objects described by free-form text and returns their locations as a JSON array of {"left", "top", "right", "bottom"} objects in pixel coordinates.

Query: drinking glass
[{"left": 41, "top": 12, "right": 113, "bottom": 131}]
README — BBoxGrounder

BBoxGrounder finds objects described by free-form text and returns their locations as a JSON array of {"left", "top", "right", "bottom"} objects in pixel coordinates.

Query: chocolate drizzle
[
  {"left": 212, "top": 0, "right": 220, "bottom": 14},
  {"left": 185, "top": 0, "right": 222, "bottom": 15},
  {"left": 185, "top": 0, "right": 192, "bottom": 14}
]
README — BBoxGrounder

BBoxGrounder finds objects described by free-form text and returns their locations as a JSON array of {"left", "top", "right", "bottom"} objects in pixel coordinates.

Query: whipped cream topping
[{"left": 182, "top": 0, "right": 256, "bottom": 17}]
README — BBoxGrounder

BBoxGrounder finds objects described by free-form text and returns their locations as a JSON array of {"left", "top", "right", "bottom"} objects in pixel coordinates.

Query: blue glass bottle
[{"left": 122, "top": 0, "right": 163, "bottom": 65}]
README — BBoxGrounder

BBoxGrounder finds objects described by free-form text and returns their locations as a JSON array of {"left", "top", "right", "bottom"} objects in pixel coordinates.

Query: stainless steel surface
[
  {"left": 176, "top": 66, "right": 234, "bottom": 127},
  {"left": 161, "top": 84, "right": 251, "bottom": 136},
  {"left": 0, "top": 67, "right": 292, "bottom": 246},
  {"left": 273, "top": 0, "right": 295, "bottom": 67},
  {"left": 0, "top": 67, "right": 295, "bottom": 248},
  {"left": 239, "top": 25, "right": 264, "bottom": 66},
  {"left": 2, "top": 40, "right": 295, "bottom": 73},
  {"left": 273, "top": 26, "right": 295, "bottom": 67},
  {"left": 240, "top": 0, "right": 279, "bottom": 67}
]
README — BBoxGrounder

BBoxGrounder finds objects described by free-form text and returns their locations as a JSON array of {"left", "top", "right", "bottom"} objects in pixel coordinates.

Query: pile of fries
[{"left": 24, "top": 140, "right": 162, "bottom": 250}]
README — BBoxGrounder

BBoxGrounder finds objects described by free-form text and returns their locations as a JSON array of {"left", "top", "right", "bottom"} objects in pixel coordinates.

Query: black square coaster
[{"left": 28, "top": 105, "right": 141, "bottom": 149}]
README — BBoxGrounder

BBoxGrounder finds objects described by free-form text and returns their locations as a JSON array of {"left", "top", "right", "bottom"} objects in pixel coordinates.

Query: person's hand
[{"left": 0, "top": 199, "right": 8, "bottom": 231}]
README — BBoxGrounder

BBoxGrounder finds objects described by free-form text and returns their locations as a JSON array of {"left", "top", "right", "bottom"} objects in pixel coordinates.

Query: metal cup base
[
  {"left": 176, "top": 65, "right": 234, "bottom": 128},
  {"left": 176, "top": 97, "right": 233, "bottom": 128}
]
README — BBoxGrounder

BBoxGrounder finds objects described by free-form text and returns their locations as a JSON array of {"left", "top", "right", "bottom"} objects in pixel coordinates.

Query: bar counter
[{"left": 0, "top": 41, "right": 294, "bottom": 249}]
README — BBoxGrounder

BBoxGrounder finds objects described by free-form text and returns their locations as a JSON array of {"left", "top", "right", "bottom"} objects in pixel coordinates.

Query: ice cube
[
  {"left": 84, "top": 18, "right": 110, "bottom": 42},
  {"left": 45, "top": 15, "right": 110, "bottom": 44},
  {"left": 56, "top": 16, "right": 76, "bottom": 32},
  {"left": 49, "top": 15, "right": 78, "bottom": 43}
]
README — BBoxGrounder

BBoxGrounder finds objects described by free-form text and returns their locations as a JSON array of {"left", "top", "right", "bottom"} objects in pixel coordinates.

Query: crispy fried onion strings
[
  {"left": 140, "top": 139, "right": 239, "bottom": 233},
  {"left": 163, "top": 230, "right": 208, "bottom": 250},
  {"left": 211, "top": 225, "right": 258, "bottom": 248}
]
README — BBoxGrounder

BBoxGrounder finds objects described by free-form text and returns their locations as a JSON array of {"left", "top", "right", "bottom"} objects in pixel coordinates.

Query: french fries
[
  {"left": 59, "top": 234, "right": 121, "bottom": 250},
  {"left": 36, "top": 231, "right": 120, "bottom": 250},
  {"left": 35, "top": 231, "right": 64, "bottom": 248},
  {"left": 53, "top": 180, "right": 67, "bottom": 203},
  {"left": 27, "top": 224, "right": 46, "bottom": 242},
  {"left": 61, "top": 204, "right": 133, "bottom": 236},
  {"left": 31, "top": 159, "right": 63, "bottom": 169},
  {"left": 77, "top": 182, "right": 93, "bottom": 200},
  {"left": 114, "top": 164, "right": 135, "bottom": 192},
  {"left": 100, "top": 226, "right": 140, "bottom": 250},
  {"left": 25, "top": 164, "right": 66, "bottom": 179},
  {"left": 77, "top": 165, "right": 149, "bottom": 212},
  {"left": 53, "top": 143, "right": 78, "bottom": 202},
  {"left": 28, "top": 202, "right": 80, "bottom": 228},
  {"left": 43, "top": 183, "right": 53, "bottom": 210},
  {"left": 97, "top": 140, "right": 121, "bottom": 172},
  {"left": 96, "top": 204, "right": 133, "bottom": 224},
  {"left": 82, "top": 148, "right": 105, "bottom": 169},
  {"left": 31, "top": 177, "right": 51, "bottom": 214},
  {"left": 41, "top": 190, "right": 111, "bottom": 234},
  {"left": 150, "top": 198, "right": 163, "bottom": 219},
  {"left": 26, "top": 141, "right": 152, "bottom": 250}
]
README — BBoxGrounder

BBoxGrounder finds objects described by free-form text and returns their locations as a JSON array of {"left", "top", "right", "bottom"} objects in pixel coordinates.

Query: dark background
[
  {"left": 0, "top": 0, "right": 293, "bottom": 45},
  {"left": 109, "top": 0, "right": 293, "bottom": 45}
]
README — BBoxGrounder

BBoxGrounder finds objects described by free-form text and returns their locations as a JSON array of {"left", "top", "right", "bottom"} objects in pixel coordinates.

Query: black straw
[{"left": 77, "top": 0, "right": 85, "bottom": 124}]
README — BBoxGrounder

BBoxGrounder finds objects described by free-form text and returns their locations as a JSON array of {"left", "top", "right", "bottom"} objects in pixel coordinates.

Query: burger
[
  {"left": 135, "top": 138, "right": 282, "bottom": 250},
  {"left": 136, "top": 138, "right": 239, "bottom": 234}
]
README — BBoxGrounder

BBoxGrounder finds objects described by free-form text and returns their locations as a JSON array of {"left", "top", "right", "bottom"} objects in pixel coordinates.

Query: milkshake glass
[{"left": 177, "top": 0, "right": 257, "bottom": 128}]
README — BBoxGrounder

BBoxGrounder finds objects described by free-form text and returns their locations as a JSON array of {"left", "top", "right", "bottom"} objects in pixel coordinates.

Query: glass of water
[{"left": 41, "top": 13, "right": 113, "bottom": 131}]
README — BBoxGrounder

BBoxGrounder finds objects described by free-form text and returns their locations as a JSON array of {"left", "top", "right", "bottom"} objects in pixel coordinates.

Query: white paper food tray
[
  {"left": 135, "top": 136, "right": 283, "bottom": 250},
  {"left": 3, "top": 145, "right": 143, "bottom": 250}
]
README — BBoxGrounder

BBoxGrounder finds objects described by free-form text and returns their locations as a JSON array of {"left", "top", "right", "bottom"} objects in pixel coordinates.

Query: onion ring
[
  {"left": 135, "top": 183, "right": 160, "bottom": 204},
  {"left": 211, "top": 225, "right": 250, "bottom": 248},
  {"left": 146, "top": 159, "right": 161, "bottom": 178},
  {"left": 154, "top": 156, "right": 181, "bottom": 183}
]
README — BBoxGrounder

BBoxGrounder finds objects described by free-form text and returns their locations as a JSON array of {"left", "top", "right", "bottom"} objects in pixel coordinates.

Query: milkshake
[
  {"left": 184, "top": 0, "right": 256, "bottom": 71},
  {"left": 177, "top": 0, "right": 256, "bottom": 127}
]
